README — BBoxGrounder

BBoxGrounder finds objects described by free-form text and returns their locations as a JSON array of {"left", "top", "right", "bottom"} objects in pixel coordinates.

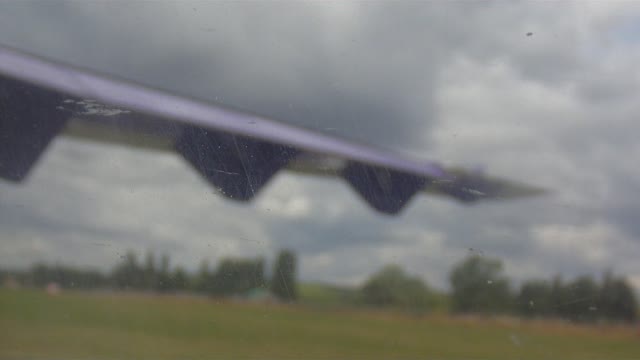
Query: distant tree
[
  {"left": 155, "top": 253, "right": 172, "bottom": 292},
  {"left": 516, "top": 280, "right": 552, "bottom": 317},
  {"left": 361, "top": 264, "right": 433, "bottom": 312},
  {"left": 111, "top": 251, "right": 144, "bottom": 289},
  {"left": 195, "top": 259, "right": 212, "bottom": 293},
  {"left": 449, "top": 255, "right": 512, "bottom": 314},
  {"left": 561, "top": 275, "right": 599, "bottom": 323},
  {"left": 549, "top": 276, "right": 569, "bottom": 317},
  {"left": 172, "top": 266, "right": 189, "bottom": 292},
  {"left": 31, "top": 263, "right": 50, "bottom": 287},
  {"left": 271, "top": 250, "right": 297, "bottom": 301},
  {"left": 598, "top": 272, "right": 638, "bottom": 323},
  {"left": 211, "top": 257, "right": 265, "bottom": 296},
  {"left": 27, "top": 263, "right": 108, "bottom": 289},
  {"left": 143, "top": 251, "right": 157, "bottom": 290}
]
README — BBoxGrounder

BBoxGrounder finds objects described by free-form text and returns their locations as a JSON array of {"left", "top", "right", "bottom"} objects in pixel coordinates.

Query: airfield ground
[{"left": 1, "top": 289, "right": 638, "bottom": 359}]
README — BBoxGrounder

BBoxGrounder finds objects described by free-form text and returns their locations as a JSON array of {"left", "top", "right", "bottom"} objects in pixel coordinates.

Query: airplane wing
[{"left": 0, "top": 45, "right": 545, "bottom": 215}]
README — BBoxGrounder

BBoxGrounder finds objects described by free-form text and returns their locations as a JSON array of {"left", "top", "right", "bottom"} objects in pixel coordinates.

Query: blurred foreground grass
[{"left": 1, "top": 288, "right": 638, "bottom": 359}]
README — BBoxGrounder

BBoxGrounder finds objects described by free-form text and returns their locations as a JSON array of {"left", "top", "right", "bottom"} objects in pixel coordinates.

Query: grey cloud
[{"left": 0, "top": 2, "right": 446, "bottom": 150}]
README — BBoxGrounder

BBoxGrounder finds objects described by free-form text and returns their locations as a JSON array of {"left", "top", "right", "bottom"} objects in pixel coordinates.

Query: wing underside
[{"left": 0, "top": 45, "right": 545, "bottom": 215}]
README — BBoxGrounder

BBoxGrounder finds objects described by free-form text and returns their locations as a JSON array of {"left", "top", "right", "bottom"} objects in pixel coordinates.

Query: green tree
[
  {"left": 560, "top": 275, "right": 599, "bottom": 323},
  {"left": 26, "top": 263, "right": 108, "bottom": 289},
  {"left": 195, "top": 259, "right": 212, "bottom": 293},
  {"left": 155, "top": 253, "right": 172, "bottom": 292},
  {"left": 31, "top": 263, "right": 50, "bottom": 287},
  {"left": 361, "top": 264, "right": 433, "bottom": 312},
  {"left": 549, "top": 276, "right": 570, "bottom": 317},
  {"left": 111, "top": 251, "right": 144, "bottom": 289},
  {"left": 211, "top": 257, "right": 265, "bottom": 296},
  {"left": 271, "top": 249, "right": 297, "bottom": 301},
  {"left": 449, "top": 255, "right": 512, "bottom": 314},
  {"left": 143, "top": 251, "right": 157, "bottom": 290},
  {"left": 172, "top": 266, "right": 189, "bottom": 292},
  {"left": 598, "top": 272, "right": 638, "bottom": 323},
  {"left": 516, "top": 280, "right": 552, "bottom": 317}
]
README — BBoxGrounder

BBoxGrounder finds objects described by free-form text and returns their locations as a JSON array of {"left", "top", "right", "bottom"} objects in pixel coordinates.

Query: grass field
[
  {"left": 1, "top": 288, "right": 638, "bottom": 359},
  {"left": 298, "top": 282, "right": 361, "bottom": 308}
]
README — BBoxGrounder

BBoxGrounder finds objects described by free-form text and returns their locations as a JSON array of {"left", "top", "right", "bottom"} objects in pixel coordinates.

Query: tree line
[
  {"left": 359, "top": 255, "right": 637, "bottom": 323},
  {"left": 1, "top": 249, "right": 297, "bottom": 302},
  {"left": 2, "top": 251, "right": 636, "bottom": 323}
]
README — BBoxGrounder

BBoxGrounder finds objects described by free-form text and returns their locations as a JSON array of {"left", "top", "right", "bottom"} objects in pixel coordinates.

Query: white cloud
[
  {"left": 532, "top": 222, "right": 615, "bottom": 264},
  {"left": 433, "top": 56, "right": 582, "bottom": 153}
]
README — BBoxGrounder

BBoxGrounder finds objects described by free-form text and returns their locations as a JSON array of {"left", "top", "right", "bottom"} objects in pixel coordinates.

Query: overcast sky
[{"left": 1, "top": 1, "right": 640, "bottom": 291}]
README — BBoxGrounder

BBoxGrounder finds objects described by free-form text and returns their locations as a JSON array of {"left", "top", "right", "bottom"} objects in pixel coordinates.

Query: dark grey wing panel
[
  {"left": 0, "top": 76, "right": 70, "bottom": 181},
  {"left": 0, "top": 45, "right": 544, "bottom": 215},
  {"left": 342, "top": 163, "right": 427, "bottom": 214},
  {"left": 176, "top": 126, "right": 300, "bottom": 201}
]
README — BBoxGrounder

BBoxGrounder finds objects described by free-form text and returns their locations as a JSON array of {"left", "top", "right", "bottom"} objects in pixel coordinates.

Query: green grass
[
  {"left": 1, "top": 288, "right": 638, "bottom": 359},
  {"left": 298, "top": 282, "right": 360, "bottom": 308},
  {"left": 298, "top": 282, "right": 450, "bottom": 313}
]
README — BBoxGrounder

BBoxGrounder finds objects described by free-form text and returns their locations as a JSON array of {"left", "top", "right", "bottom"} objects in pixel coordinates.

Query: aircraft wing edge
[{"left": 0, "top": 44, "right": 546, "bottom": 215}]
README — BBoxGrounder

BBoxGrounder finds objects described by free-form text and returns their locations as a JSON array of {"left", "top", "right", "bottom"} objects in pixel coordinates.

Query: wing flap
[
  {"left": 0, "top": 76, "right": 69, "bottom": 181},
  {"left": 343, "top": 162, "right": 427, "bottom": 214},
  {"left": 176, "top": 126, "right": 299, "bottom": 201}
]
